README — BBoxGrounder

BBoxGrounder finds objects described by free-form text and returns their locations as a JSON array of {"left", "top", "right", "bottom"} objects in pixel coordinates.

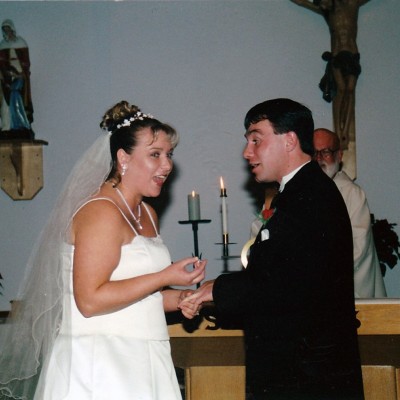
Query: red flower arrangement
[
  {"left": 258, "top": 207, "right": 276, "bottom": 225},
  {"left": 262, "top": 208, "right": 275, "bottom": 220}
]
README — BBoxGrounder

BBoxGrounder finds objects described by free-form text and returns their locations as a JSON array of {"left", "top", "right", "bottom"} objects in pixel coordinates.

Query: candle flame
[
  {"left": 191, "top": 190, "right": 196, "bottom": 197},
  {"left": 220, "top": 176, "right": 224, "bottom": 189}
]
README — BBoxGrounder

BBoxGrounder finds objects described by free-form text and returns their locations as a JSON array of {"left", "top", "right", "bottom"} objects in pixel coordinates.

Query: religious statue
[
  {"left": 0, "top": 19, "right": 34, "bottom": 139},
  {"left": 290, "top": 0, "right": 370, "bottom": 151}
]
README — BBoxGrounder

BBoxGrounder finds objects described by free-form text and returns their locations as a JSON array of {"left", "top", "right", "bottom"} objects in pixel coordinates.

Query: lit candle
[
  {"left": 188, "top": 191, "right": 201, "bottom": 220},
  {"left": 220, "top": 177, "right": 228, "bottom": 235}
]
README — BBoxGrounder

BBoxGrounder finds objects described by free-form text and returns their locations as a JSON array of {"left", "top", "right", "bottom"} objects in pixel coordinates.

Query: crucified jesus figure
[{"left": 290, "top": 0, "right": 370, "bottom": 150}]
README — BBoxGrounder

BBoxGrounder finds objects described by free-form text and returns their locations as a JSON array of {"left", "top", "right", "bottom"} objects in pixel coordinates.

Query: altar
[{"left": 168, "top": 299, "right": 400, "bottom": 400}]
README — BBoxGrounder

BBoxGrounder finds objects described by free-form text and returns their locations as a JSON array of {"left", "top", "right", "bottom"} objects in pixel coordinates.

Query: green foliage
[{"left": 372, "top": 218, "right": 400, "bottom": 277}]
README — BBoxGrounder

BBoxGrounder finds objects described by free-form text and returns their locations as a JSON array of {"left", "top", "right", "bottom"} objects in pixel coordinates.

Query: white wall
[{"left": 0, "top": 0, "right": 399, "bottom": 310}]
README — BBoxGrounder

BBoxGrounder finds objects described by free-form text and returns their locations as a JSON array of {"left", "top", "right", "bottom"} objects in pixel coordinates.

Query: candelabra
[
  {"left": 178, "top": 219, "right": 211, "bottom": 285},
  {"left": 178, "top": 218, "right": 211, "bottom": 333},
  {"left": 215, "top": 234, "right": 240, "bottom": 273}
]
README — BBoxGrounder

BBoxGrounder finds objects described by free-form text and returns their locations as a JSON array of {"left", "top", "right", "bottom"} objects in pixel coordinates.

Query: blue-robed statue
[{"left": 0, "top": 19, "right": 34, "bottom": 140}]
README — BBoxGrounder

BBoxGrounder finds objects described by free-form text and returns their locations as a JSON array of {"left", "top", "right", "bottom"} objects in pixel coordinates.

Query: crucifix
[{"left": 290, "top": 0, "right": 371, "bottom": 179}]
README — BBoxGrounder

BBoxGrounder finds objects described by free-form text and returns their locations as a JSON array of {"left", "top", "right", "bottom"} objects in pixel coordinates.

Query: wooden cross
[{"left": 290, "top": 0, "right": 371, "bottom": 179}]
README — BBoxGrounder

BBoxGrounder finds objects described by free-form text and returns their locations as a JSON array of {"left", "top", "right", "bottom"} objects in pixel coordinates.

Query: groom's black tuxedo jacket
[{"left": 213, "top": 161, "right": 363, "bottom": 398}]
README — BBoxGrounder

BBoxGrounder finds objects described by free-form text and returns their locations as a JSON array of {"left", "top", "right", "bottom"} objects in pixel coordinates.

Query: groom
[{"left": 184, "top": 98, "right": 364, "bottom": 399}]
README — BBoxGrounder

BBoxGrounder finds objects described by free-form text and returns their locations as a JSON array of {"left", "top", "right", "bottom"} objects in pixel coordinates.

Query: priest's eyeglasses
[{"left": 313, "top": 148, "right": 339, "bottom": 160}]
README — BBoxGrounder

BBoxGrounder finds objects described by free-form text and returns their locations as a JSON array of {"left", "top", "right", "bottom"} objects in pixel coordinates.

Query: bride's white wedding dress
[{"left": 36, "top": 198, "right": 182, "bottom": 400}]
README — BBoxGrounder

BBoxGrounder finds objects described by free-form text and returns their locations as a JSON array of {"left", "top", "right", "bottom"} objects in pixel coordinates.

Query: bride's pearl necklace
[{"left": 115, "top": 187, "right": 143, "bottom": 230}]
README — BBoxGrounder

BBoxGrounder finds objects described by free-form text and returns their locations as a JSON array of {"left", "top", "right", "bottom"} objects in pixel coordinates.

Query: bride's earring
[{"left": 121, "top": 164, "right": 128, "bottom": 176}]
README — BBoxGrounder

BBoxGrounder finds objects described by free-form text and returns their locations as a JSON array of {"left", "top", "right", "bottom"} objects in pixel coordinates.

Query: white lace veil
[{"left": 0, "top": 132, "right": 112, "bottom": 399}]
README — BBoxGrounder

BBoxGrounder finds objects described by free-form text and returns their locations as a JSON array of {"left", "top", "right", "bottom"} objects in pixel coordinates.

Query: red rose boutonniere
[{"left": 258, "top": 207, "right": 276, "bottom": 225}]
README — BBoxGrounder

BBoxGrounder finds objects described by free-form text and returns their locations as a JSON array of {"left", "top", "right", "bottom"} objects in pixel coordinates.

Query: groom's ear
[{"left": 284, "top": 131, "right": 298, "bottom": 152}]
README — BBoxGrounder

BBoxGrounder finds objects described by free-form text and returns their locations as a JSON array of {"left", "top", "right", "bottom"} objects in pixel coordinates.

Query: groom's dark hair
[{"left": 244, "top": 98, "right": 314, "bottom": 157}]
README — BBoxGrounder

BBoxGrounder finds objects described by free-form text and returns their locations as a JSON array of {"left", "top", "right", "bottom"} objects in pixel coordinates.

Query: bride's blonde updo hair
[{"left": 100, "top": 100, "right": 178, "bottom": 183}]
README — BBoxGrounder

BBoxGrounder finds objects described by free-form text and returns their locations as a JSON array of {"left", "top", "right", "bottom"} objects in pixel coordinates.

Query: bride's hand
[
  {"left": 162, "top": 257, "right": 206, "bottom": 287},
  {"left": 178, "top": 289, "right": 201, "bottom": 319},
  {"left": 178, "top": 280, "right": 214, "bottom": 309}
]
